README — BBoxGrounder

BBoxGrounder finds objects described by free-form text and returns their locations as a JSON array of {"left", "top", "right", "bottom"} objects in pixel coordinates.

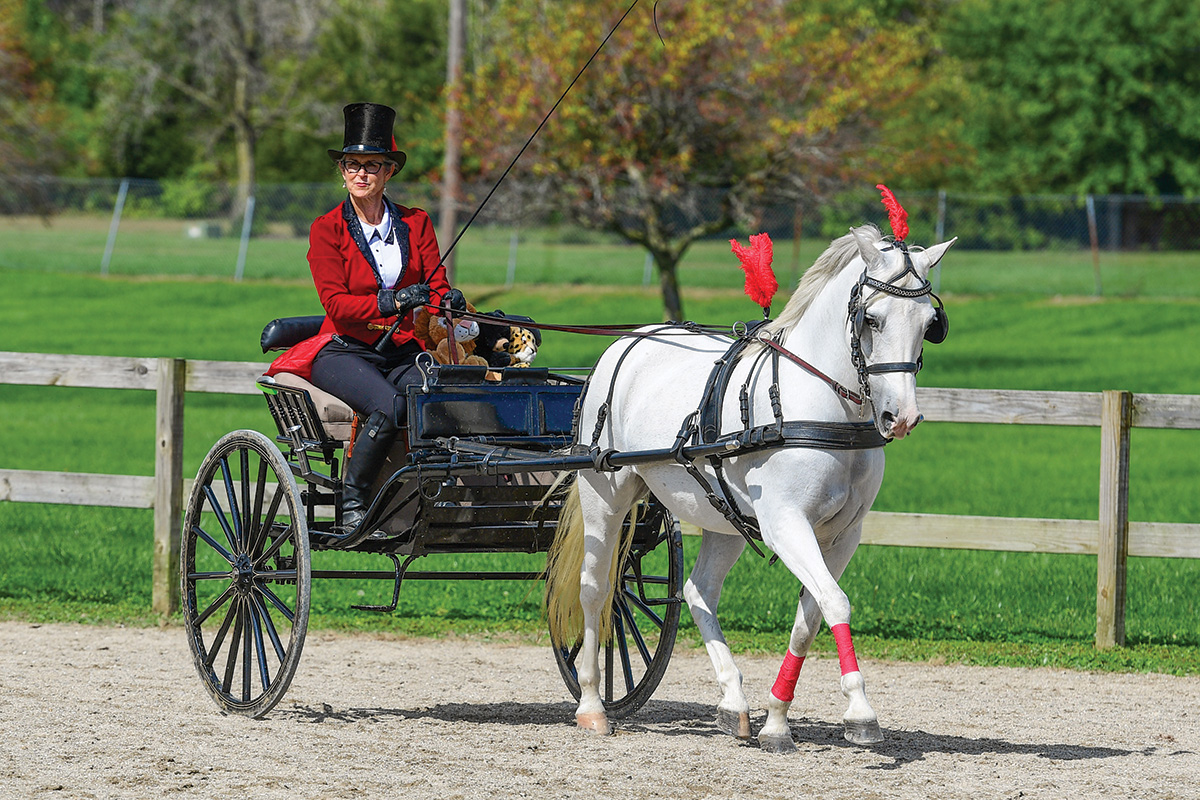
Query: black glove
[
  {"left": 444, "top": 288, "right": 467, "bottom": 312},
  {"left": 385, "top": 283, "right": 430, "bottom": 316}
]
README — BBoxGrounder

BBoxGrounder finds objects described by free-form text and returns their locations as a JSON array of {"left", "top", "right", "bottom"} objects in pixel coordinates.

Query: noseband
[{"left": 847, "top": 240, "right": 947, "bottom": 412}]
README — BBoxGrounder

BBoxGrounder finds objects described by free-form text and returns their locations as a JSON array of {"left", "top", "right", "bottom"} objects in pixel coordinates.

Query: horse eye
[{"left": 865, "top": 315, "right": 881, "bottom": 331}]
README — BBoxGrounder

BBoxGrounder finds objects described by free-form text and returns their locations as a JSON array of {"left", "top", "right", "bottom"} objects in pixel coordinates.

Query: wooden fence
[{"left": 2, "top": 350, "right": 1199, "bottom": 648}]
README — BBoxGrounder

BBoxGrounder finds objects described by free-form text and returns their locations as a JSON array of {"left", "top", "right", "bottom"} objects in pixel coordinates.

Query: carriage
[
  {"left": 181, "top": 320, "right": 685, "bottom": 720},
  {"left": 183, "top": 200, "right": 955, "bottom": 750}
]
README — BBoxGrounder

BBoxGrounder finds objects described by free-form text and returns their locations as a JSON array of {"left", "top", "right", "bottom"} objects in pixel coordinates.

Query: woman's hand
[
  {"left": 378, "top": 283, "right": 431, "bottom": 317},
  {"left": 444, "top": 288, "right": 467, "bottom": 312}
]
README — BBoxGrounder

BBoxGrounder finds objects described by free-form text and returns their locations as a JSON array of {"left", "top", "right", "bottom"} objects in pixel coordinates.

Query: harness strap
[
  {"left": 588, "top": 323, "right": 679, "bottom": 448},
  {"left": 667, "top": 411, "right": 769, "bottom": 557},
  {"left": 865, "top": 360, "right": 921, "bottom": 375},
  {"left": 759, "top": 338, "right": 864, "bottom": 405}
]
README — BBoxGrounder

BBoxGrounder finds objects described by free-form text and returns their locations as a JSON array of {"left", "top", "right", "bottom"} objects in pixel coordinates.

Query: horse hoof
[
  {"left": 843, "top": 719, "right": 883, "bottom": 745},
  {"left": 758, "top": 732, "right": 797, "bottom": 754},
  {"left": 716, "top": 709, "right": 752, "bottom": 740},
  {"left": 576, "top": 712, "right": 613, "bottom": 736}
]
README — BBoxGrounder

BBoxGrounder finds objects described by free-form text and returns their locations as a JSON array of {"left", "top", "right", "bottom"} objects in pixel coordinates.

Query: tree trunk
[
  {"left": 232, "top": 62, "right": 255, "bottom": 231},
  {"left": 656, "top": 253, "right": 684, "bottom": 321},
  {"left": 233, "top": 123, "right": 256, "bottom": 232},
  {"left": 438, "top": 0, "right": 466, "bottom": 282}
]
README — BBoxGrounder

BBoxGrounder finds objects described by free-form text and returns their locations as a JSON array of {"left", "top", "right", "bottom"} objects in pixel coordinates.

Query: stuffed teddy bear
[
  {"left": 474, "top": 311, "right": 541, "bottom": 371},
  {"left": 413, "top": 305, "right": 489, "bottom": 368}
]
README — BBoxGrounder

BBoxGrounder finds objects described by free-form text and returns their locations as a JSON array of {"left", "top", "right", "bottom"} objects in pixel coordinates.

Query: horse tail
[{"left": 544, "top": 476, "right": 643, "bottom": 648}]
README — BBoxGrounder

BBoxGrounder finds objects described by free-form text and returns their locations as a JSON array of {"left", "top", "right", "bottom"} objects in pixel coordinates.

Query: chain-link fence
[{"left": 2, "top": 177, "right": 1198, "bottom": 286}]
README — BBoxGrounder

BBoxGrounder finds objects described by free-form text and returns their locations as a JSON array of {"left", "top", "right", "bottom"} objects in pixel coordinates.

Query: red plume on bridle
[
  {"left": 876, "top": 184, "right": 909, "bottom": 242},
  {"left": 730, "top": 232, "right": 778, "bottom": 310}
]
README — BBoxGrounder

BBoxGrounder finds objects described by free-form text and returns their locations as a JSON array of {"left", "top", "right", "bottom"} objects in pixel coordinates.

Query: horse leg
[
  {"left": 758, "top": 587, "right": 822, "bottom": 754},
  {"left": 573, "top": 471, "right": 645, "bottom": 736},
  {"left": 763, "top": 522, "right": 882, "bottom": 747},
  {"left": 682, "top": 530, "right": 751, "bottom": 739}
]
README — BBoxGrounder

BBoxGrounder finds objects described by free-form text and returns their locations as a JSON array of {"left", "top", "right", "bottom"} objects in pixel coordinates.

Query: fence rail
[{"left": 2, "top": 351, "right": 1199, "bottom": 647}]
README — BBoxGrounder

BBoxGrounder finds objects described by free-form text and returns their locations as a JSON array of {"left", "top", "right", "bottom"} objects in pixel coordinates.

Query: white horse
[{"left": 545, "top": 223, "right": 955, "bottom": 752}]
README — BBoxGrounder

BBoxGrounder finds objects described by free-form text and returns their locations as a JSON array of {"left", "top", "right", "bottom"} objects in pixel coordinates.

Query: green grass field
[
  {"left": 2, "top": 232, "right": 1199, "bottom": 673},
  {"left": 5, "top": 212, "right": 1200, "bottom": 298}
]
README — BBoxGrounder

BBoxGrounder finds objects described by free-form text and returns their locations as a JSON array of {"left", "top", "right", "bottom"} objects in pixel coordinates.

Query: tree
[
  {"left": 461, "top": 0, "right": 938, "bottom": 320},
  {"left": 0, "top": 0, "right": 63, "bottom": 212},
  {"left": 939, "top": 0, "right": 1200, "bottom": 196},
  {"left": 292, "top": 0, "right": 447, "bottom": 181},
  {"left": 98, "top": 0, "right": 336, "bottom": 219}
]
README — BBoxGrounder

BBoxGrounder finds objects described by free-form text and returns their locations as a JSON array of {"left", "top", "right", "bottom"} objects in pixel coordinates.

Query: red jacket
[{"left": 267, "top": 196, "right": 450, "bottom": 379}]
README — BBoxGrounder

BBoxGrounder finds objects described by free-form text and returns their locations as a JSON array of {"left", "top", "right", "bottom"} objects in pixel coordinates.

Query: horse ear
[
  {"left": 850, "top": 226, "right": 885, "bottom": 272},
  {"left": 913, "top": 237, "right": 957, "bottom": 276}
]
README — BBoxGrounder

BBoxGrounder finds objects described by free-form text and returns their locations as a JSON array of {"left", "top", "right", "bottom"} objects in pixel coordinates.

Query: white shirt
[{"left": 360, "top": 206, "right": 404, "bottom": 289}]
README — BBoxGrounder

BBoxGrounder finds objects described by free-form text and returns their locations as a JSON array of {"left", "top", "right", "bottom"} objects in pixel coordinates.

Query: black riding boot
[{"left": 340, "top": 410, "right": 397, "bottom": 532}]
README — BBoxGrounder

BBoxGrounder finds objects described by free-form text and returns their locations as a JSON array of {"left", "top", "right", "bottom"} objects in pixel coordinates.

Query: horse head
[{"left": 848, "top": 226, "right": 956, "bottom": 439}]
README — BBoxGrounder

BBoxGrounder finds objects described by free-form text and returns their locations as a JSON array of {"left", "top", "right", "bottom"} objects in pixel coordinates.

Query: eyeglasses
[{"left": 339, "top": 159, "right": 390, "bottom": 175}]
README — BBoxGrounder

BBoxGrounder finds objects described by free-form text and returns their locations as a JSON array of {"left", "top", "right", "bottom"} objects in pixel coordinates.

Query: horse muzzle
[{"left": 878, "top": 409, "right": 922, "bottom": 440}]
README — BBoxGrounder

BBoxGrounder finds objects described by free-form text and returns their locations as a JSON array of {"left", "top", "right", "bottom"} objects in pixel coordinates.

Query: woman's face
[{"left": 340, "top": 155, "right": 395, "bottom": 203}]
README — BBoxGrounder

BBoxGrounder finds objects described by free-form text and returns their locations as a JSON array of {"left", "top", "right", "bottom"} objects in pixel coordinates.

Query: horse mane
[{"left": 758, "top": 224, "right": 883, "bottom": 339}]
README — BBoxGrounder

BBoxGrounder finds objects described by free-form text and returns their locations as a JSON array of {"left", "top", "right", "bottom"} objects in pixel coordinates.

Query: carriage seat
[
  {"left": 259, "top": 315, "right": 356, "bottom": 444},
  {"left": 265, "top": 372, "right": 356, "bottom": 444}
]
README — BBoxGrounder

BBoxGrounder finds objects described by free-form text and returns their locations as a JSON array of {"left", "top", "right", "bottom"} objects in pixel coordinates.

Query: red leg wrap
[
  {"left": 770, "top": 650, "right": 805, "bottom": 703},
  {"left": 830, "top": 623, "right": 859, "bottom": 675}
]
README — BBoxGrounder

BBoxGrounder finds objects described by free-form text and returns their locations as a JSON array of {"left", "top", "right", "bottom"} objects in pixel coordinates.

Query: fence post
[
  {"left": 100, "top": 178, "right": 130, "bottom": 276},
  {"left": 234, "top": 195, "right": 256, "bottom": 281},
  {"left": 1095, "top": 389, "right": 1132, "bottom": 648},
  {"left": 153, "top": 358, "right": 186, "bottom": 618},
  {"left": 1086, "top": 194, "right": 1102, "bottom": 296},
  {"left": 505, "top": 231, "right": 518, "bottom": 289}
]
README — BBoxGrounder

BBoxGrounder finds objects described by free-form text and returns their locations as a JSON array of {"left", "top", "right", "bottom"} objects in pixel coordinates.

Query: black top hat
[{"left": 327, "top": 102, "right": 407, "bottom": 171}]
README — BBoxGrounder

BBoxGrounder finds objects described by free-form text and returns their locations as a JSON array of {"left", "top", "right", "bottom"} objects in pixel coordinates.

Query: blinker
[{"left": 924, "top": 297, "right": 949, "bottom": 344}]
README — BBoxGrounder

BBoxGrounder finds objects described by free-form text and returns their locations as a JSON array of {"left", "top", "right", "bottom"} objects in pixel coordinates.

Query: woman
[{"left": 284, "top": 102, "right": 465, "bottom": 531}]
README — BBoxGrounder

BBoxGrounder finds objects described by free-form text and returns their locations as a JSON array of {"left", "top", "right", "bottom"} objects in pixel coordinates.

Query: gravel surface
[{"left": 1, "top": 621, "right": 1197, "bottom": 799}]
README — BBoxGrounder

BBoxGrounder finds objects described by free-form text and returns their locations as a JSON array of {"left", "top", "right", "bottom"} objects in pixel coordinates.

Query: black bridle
[{"left": 845, "top": 239, "right": 947, "bottom": 412}]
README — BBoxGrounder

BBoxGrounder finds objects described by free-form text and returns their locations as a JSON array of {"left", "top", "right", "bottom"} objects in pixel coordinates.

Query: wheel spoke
[
  {"left": 560, "top": 640, "right": 582, "bottom": 679},
  {"left": 249, "top": 494, "right": 284, "bottom": 568},
  {"left": 202, "top": 485, "right": 239, "bottom": 554},
  {"left": 220, "top": 599, "right": 245, "bottom": 694},
  {"left": 603, "top": 635, "right": 614, "bottom": 703},
  {"left": 189, "top": 570, "right": 235, "bottom": 581},
  {"left": 247, "top": 597, "right": 272, "bottom": 693},
  {"left": 256, "top": 524, "right": 293, "bottom": 568},
  {"left": 622, "top": 586, "right": 666, "bottom": 629},
  {"left": 247, "top": 458, "right": 272, "bottom": 557},
  {"left": 218, "top": 456, "right": 245, "bottom": 551},
  {"left": 251, "top": 588, "right": 288, "bottom": 663},
  {"left": 192, "top": 524, "right": 236, "bottom": 567},
  {"left": 240, "top": 447, "right": 252, "bottom": 547},
  {"left": 256, "top": 581, "right": 297, "bottom": 623},
  {"left": 611, "top": 603, "right": 636, "bottom": 694},
  {"left": 617, "top": 593, "right": 653, "bottom": 667},
  {"left": 195, "top": 584, "right": 236, "bottom": 627},
  {"left": 241, "top": 600, "right": 253, "bottom": 701},
  {"left": 203, "top": 593, "right": 238, "bottom": 671}
]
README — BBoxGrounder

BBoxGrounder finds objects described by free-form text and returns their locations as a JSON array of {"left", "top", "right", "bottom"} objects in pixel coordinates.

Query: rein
[{"left": 430, "top": 306, "right": 871, "bottom": 407}]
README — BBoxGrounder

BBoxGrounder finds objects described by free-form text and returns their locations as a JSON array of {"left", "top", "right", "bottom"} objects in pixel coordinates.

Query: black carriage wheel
[
  {"left": 181, "top": 430, "right": 311, "bottom": 719},
  {"left": 553, "top": 506, "right": 684, "bottom": 719}
]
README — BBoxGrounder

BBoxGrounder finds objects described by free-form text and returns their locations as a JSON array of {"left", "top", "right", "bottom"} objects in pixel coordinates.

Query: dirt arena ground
[{"left": 1, "top": 621, "right": 1197, "bottom": 799}]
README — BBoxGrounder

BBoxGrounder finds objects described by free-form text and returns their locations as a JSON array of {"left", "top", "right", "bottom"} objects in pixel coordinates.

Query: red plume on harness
[
  {"left": 731, "top": 232, "right": 778, "bottom": 311},
  {"left": 876, "top": 184, "right": 909, "bottom": 242}
]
